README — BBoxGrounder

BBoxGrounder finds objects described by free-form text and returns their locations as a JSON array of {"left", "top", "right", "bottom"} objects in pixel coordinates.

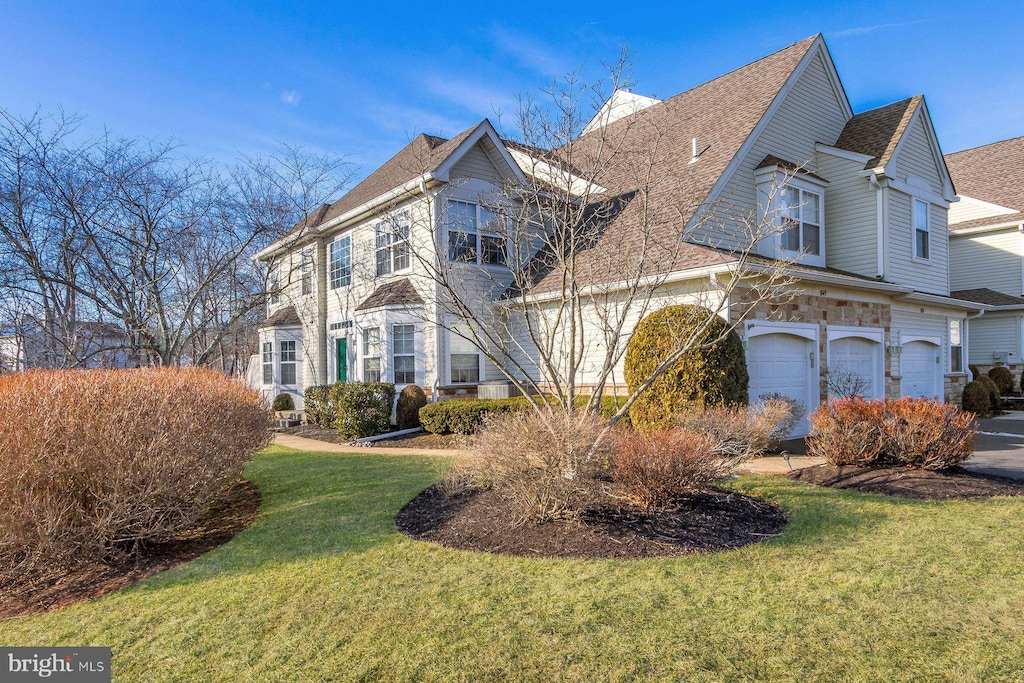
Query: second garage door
[{"left": 747, "top": 332, "right": 815, "bottom": 437}]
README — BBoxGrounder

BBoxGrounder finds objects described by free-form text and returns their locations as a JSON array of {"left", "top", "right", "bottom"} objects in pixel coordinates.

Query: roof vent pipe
[{"left": 689, "top": 137, "right": 701, "bottom": 164}]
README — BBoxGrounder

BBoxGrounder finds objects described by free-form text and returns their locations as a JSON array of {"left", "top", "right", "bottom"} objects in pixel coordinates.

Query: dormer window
[{"left": 754, "top": 160, "right": 828, "bottom": 268}]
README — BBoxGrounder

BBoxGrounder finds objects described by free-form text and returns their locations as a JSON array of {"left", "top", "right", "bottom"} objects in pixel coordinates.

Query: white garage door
[
  {"left": 901, "top": 340, "right": 940, "bottom": 399},
  {"left": 829, "top": 336, "right": 882, "bottom": 399},
  {"left": 747, "top": 333, "right": 814, "bottom": 437}
]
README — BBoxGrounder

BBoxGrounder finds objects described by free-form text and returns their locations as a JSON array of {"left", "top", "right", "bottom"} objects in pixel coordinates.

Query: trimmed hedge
[
  {"left": 396, "top": 385, "right": 428, "bottom": 429},
  {"left": 335, "top": 382, "right": 396, "bottom": 439},
  {"left": 988, "top": 366, "right": 1014, "bottom": 395},
  {"left": 303, "top": 385, "right": 335, "bottom": 428},
  {"left": 624, "top": 305, "right": 748, "bottom": 431},
  {"left": 961, "top": 380, "right": 992, "bottom": 417},
  {"left": 420, "top": 395, "right": 630, "bottom": 435},
  {"left": 976, "top": 375, "right": 1002, "bottom": 413}
]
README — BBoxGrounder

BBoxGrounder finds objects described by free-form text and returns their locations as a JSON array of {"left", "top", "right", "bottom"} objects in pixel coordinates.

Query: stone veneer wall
[{"left": 735, "top": 290, "right": 894, "bottom": 402}]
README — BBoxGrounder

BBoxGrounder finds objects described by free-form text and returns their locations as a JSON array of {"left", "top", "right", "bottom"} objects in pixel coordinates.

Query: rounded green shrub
[
  {"left": 624, "top": 305, "right": 748, "bottom": 431},
  {"left": 961, "top": 380, "right": 992, "bottom": 417},
  {"left": 272, "top": 392, "right": 295, "bottom": 412},
  {"left": 335, "top": 382, "right": 396, "bottom": 439},
  {"left": 988, "top": 366, "right": 1014, "bottom": 395},
  {"left": 303, "top": 385, "right": 335, "bottom": 427},
  {"left": 396, "top": 385, "right": 428, "bottom": 429},
  {"left": 976, "top": 375, "right": 1002, "bottom": 413}
]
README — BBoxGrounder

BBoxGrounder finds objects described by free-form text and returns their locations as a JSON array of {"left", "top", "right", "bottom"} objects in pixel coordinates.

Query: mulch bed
[
  {"left": 281, "top": 424, "right": 467, "bottom": 450},
  {"left": 0, "top": 479, "right": 261, "bottom": 619},
  {"left": 787, "top": 464, "right": 1024, "bottom": 499},
  {"left": 397, "top": 485, "right": 787, "bottom": 559}
]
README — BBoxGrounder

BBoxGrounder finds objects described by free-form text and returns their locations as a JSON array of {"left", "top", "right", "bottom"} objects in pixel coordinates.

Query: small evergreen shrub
[
  {"left": 611, "top": 429, "right": 719, "bottom": 510},
  {"left": 988, "top": 366, "right": 1014, "bottom": 395},
  {"left": 961, "top": 380, "right": 993, "bottom": 417},
  {"left": 272, "top": 392, "right": 295, "bottom": 412},
  {"left": 396, "top": 385, "right": 428, "bottom": 429},
  {"left": 624, "top": 305, "right": 748, "bottom": 431},
  {"left": 303, "top": 385, "right": 335, "bottom": 428},
  {"left": 335, "top": 382, "right": 396, "bottom": 439},
  {"left": 807, "top": 398, "right": 973, "bottom": 470},
  {"left": 976, "top": 375, "right": 1002, "bottom": 413}
]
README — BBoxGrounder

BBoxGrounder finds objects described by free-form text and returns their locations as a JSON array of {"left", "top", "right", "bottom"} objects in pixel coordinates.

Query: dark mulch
[
  {"left": 788, "top": 464, "right": 1024, "bottom": 499},
  {"left": 0, "top": 479, "right": 261, "bottom": 619},
  {"left": 282, "top": 424, "right": 467, "bottom": 450},
  {"left": 397, "top": 485, "right": 787, "bottom": 559}
]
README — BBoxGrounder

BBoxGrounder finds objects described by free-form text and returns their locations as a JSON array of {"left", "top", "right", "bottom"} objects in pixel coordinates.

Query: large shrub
[
  {"left": 961, "top": 380, "right": 992, "bottom": 418},
  {"left": 988, "top": 366, "right": 1014, "bottom": 395},
  {"left": 303, "top": 385, "right": 335, "bottom": 428},
  {"left": 0, "top": 368, "right": 272, "bottom": 574},
  {"left": 611, "top": 430, "right": 719, "bottom": 511},
  {"left": 473, "top": 408, "right": 611, "bottom": 526},
  {"left": 396, "top": 385, "right": 428, "bottom": 429},
  {"left": 335, "top": 382, "right": 396, "bottom": 439},
  {"left": 807, "top": 398, "right": 973, "bottom": 470},
  {"left": 624, "top": 305, "right": 748, "bottom": 431}
]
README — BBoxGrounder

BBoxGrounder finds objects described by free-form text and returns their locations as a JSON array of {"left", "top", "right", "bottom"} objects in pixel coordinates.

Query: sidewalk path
[{"left": 273, "top": 433, "right": 472, "bottom": 461}]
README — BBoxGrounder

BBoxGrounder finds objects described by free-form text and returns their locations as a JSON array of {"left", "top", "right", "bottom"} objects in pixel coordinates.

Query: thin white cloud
[
  {"left": 280, "top": 90, "right": 302, "bottom": 105},
  {"left": 491, "top": 25, "right": 565, "bottom": 77},
  {"left": 423, "top": 75, "right": 517, "bottom": 120},
  {"left": 833, "top": 20, "right": 928, "bottom": 38}
]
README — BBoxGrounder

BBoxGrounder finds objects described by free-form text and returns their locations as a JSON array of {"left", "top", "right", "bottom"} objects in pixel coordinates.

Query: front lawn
[{"left": 2, "top": 446, "right": 1023, "bottom": 681}]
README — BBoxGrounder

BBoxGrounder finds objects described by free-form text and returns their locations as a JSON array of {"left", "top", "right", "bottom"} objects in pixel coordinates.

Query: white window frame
[
  {"left": 446, "top": 200, "right": 506, "bottom": 267},
  {"left": 754, "top": 168, "right": 826, "bottom": 268},
  {"left": 362, "top": 328, "right": 381, "bottom": 382},
  {"left": 262, "top": 341, "right": 273, "bottom": 385},
  {"left": 300, "top": 250, "right": 314, "bottom": 296},
  {"left": 448, "top": 324, "right": 482, "bottom": 384},
  {"left": 778, "top": 186, "right": 823, "bottom": 260},
  {"left": 913, "top": 198, "right": 930, "bottom": 262},
  {"left": 329, "top": 235, "right": 352, "bottom": 289},
  {"left": 375, "top": 212, "right": 411, "bottom": 277},
  {"left": 279, "top": 340, "right": 297, "bottom": 386},
  {"left": 949, "top": 318, "right": 964, "bottom": 374},
  {"left": 392, "top": 324, "right": 416, "bottom": 385}
]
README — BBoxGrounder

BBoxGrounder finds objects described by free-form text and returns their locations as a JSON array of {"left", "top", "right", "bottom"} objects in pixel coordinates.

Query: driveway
[{"left": 969, "top": 412, "right": 1024, "bottom": 480}]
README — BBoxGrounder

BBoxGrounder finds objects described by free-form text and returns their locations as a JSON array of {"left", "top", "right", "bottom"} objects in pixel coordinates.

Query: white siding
[
  {"left": 450, "top": 143, "right": 504, "bottom": 185},
  {"left": 891, "top": 306, "right": 949, "bottom": 377},
  {"left": 698, "top": 51, "right": 849, "bottom": 250},
  {"left": 967, "top": 313, "right": 1021, "bottom": 365},
  {"left": 893, "top": 116, "right": 942, "bottom": 189},
  {"left": 949, "top": 229, "right": 1023, "bottom": 296},
  {"left": 884, "top": 190, "right": 949, "bottom": 295},
  {"left": 818, "top": 153, "right": 878, "bottom": 277}
]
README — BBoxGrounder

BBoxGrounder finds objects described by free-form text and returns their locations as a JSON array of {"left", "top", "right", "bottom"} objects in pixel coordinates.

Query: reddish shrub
[
  {"left": 807, "top": 398, "right": 973, "bottom": 470},
  {"left": 611, "top": 429, "right": 720, "bottom": 511},
  {"left": 0, "top": 368, "right": 272, "bottom": 574}
]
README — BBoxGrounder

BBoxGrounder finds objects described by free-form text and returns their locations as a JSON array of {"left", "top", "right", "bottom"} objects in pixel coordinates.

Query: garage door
[
  {"left": 829, "top": 336, "right": 882, "bottom": 399},
  {"left": 901, "top": 340, "right": 940, "bottom": 399},
  {"left": 747, "top": 333, "right": 814, "bottom": 437}
]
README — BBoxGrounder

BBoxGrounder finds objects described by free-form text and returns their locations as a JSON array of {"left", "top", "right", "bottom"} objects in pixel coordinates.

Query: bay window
[
  {"left": 392, "top": 324, "right": 416, "bottom": 384},
  {"left": 280, "top": 340, "right": 297, "bottom": 385},
  {"left": 362, "top": 328, "right": 381, "bottom": 382},
  {"left": 262, "top": 342, "right": 273, "bottom": 384}
]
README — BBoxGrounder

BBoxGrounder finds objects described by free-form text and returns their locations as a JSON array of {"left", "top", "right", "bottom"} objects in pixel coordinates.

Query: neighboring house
[
  {"left": 252, "top": 34, "right": 978, "bottom": 434},
  {"left": 945, "top": 137, "right": 1024, "bottom": 382},
  {"left": 0, "top": 320, "right": 137, "bottom": 370}
]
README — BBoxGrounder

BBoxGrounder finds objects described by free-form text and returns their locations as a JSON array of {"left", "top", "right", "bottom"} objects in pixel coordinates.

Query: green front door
[{"left": 336, "top": 338, "right": 347, "bottom": 383}]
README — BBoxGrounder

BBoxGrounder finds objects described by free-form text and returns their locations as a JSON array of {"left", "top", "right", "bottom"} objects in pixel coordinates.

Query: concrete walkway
[{"left": 272, "top": 433, "right": 472, "bottom": 460}]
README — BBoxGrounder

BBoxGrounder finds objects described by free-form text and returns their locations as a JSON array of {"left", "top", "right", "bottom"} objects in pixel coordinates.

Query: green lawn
[{"left": 3, "top": 446, "right": 1024, "bottom": 682}]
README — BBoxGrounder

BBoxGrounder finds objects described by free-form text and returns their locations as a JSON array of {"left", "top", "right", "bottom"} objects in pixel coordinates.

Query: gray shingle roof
[
  {"left": 260, "top": 305, "right": 302, "bottom": 328},
  {"left": 945, "top": 136, "right": 1024, "bottom": 230},
  {"left": 834, "top": 96, "right": 921, "bottom": 170},
  {"left": 951, "top": 288, "right": 1024, "bottom": 307},
  {"left": 356, "top": 279, "right": 424, "bottom": 311}
]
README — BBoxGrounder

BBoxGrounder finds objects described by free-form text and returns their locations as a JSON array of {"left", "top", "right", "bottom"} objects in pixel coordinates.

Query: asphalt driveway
[{"left": 967, "top": 412, "right": 1024, "bottom": 480}]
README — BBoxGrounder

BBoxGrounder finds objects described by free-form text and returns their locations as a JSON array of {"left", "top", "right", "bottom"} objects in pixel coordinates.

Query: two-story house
[
  {"left": 251, "top": 35, "right": 979, "bottom": 435},
  {"left": 945, "top": 137, "right": 1024, "bottom": 380}
]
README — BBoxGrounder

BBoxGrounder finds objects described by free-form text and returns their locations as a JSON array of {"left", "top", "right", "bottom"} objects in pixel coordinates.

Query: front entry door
[{"left": 336, "top": 338, "right": 347, "bottom": 383}]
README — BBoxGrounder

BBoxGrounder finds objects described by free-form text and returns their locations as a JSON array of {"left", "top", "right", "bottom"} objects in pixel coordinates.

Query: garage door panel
[
  {"left": 829, "top": 336, "right": 882, "bottom": 400},
  {"left": 901, "top": 340, "right": 940, "bottom": 399},
  {"left": 747, "top": 332, "right": 814, "bottom": 437}
]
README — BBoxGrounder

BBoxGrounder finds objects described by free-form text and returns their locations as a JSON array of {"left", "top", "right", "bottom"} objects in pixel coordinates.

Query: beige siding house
[{"left": 251, "top": 34, "right": 979, "bottom": 432}]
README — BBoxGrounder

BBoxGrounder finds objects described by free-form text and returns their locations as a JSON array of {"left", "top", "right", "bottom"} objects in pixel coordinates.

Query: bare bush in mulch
[{"left": 788, "top": 465, "right": 1024, "bottom": 500}]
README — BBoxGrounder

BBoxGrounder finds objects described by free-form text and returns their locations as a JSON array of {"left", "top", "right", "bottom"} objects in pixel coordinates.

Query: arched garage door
[
  {"left": 747, "top": 332, "right": 815, "bottom": 437},
  {"left": 901, "top": 340, "right": 941, "bottom": 399},
  {"left": 828, "top": 336, "right": 882, "bottom": 399}
]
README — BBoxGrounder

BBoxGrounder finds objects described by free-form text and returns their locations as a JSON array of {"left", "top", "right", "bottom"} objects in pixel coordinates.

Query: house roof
[
  {"left": 945, "top": 136, "right": 1024, "bottom": 230},
  {"left": 259, "top": 305, "right": 302, "bottom": 328},
  {"left": 951, "top": 288, "right": 1024, "bottom": 307},
  {"left": 834, "top": 96, "right": 921, "bottom": 170},
  {"left": 355, "top": 278, "right": 424, "bottom": 311},
  {"left": 524, "top": 35, "right": 820, "bottom": 295}
]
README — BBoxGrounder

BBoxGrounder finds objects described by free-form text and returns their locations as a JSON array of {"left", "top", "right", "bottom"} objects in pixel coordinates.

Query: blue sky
[{"left": 2, "top": 1, "right": 1022, "bottom": 186}]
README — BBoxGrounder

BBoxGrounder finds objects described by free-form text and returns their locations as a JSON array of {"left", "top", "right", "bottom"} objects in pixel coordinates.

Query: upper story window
[
  {"left": 300, "top": 250, "right": 313, "bottom": 296},
  {"left": 913, "top": 199, "right": 930, "bottom": 261},
  {"left": 280, "top": 340, "right": 297, "bottom": 385},
  {"left": 376, "top": 213, "right": 411, "bottom": 277},
  {"left": 447, "top": 200, "right": 506, "bottom": 266},
  {"left": 329, "top": 235, "right": 351, "bottom": 289},
  {"left": 779, "top": 186, "right": 821, "bottom": 257}
]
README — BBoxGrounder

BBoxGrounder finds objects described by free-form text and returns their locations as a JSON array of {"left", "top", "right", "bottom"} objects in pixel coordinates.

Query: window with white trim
[
  {"left": 375, "top": 213, "right": 411, "bottom": 277},
  {"left": 447, "top": 200, "right": 506, "bottom": 266},
  {"left": 362, "top": 328, "right": 381, "bottom": 382},
  {"left": 268, "top": 269, "right": 281, "bottom": 304},
  {"left": 779, "top": 186, "right": 822, "bottom": 257},
  {"left": 262, "top": 342, "right": 273, "bottom": 384},
  {"left": 913, "top": 199, "right": 930, "bottom": 260},
  {"left": 280, "top": 340, "right": 297, "bottom": 385},
  {"left": 392, "top": 324, "right": 416, "bottom": 384},
  {"left": 950, "top": 319, "right": 963, "bottom": 373},
  {"left": 300, "top": 250, "right": 313, "bottom": 296},
  {"left": 329, "top": 235, "right": 351, "bottom": 289},
  {"left": 449, "top": 324, "right": 480, "bottom": 384}
]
